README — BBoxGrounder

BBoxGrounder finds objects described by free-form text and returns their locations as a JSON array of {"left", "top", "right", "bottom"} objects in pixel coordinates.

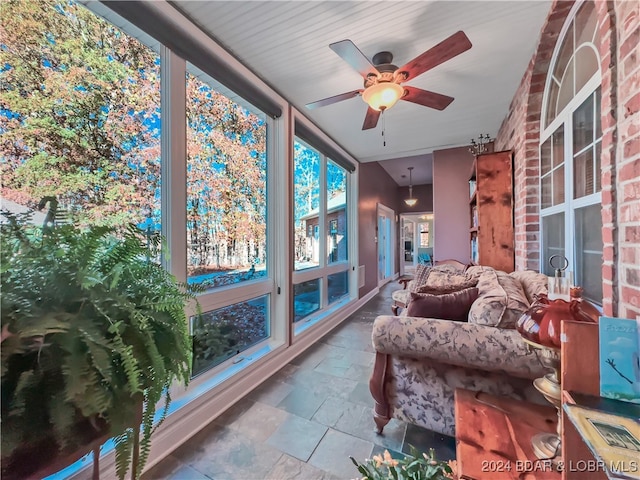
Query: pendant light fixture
[{"left": 404, "top": 167, "right": 417, "bottom": 207}]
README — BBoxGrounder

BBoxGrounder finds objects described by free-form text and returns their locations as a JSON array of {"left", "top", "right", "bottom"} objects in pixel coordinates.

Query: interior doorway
[
  {"left": 377, "top": 204, "right": 396, "bottom": 286},
  {"left": 399, "top": 212, "right": 434, "bottom": 277}
]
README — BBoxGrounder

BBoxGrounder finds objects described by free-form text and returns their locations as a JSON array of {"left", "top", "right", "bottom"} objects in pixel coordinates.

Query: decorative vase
[
  {"left": 516, "top": 287, "right": 599, "bottom": 349},
  {"left": 516, "top": 286, "right": 599, "bottom": 462}
]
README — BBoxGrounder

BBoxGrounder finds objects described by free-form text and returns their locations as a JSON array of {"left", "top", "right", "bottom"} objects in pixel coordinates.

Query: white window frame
[
  {"left": 291, "top": 117, "right": 357, "bottom": 337},
  {"left": 539, "top": 0, "right": 602, "bottom": 303}
]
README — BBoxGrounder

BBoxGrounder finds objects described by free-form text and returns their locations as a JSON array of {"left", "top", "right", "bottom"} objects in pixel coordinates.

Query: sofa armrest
[{"left": 371, "top": 315, "right": 546, "bottom": 379}]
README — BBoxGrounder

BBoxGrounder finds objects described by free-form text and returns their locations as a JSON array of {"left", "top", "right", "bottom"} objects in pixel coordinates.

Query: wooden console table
[{"left": 455, "top": 389, "right": 561, "bottom": 480}]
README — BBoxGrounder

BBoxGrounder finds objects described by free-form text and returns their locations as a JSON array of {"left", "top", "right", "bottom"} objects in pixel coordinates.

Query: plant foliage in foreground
[
  {"left": 1, "top": 213, "right": 193, "bottom": 479},
  {"left": 350, "top": 446, "right": 455, "bottom": 480}
]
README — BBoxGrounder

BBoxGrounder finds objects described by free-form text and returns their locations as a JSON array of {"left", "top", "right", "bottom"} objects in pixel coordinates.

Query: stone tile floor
[{"left": 143, "top": 281, "right": 456, "bottom": 480}]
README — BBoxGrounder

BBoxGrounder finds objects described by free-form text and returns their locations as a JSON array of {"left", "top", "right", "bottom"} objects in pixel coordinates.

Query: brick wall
[
  {"left": 494, "top": 1, "right": 574, "bottom": 271},
  {"left": 495, "top": 0, "right": 640, "bottom": 317},
  {"left": 612, "top": 0, "right": 640, "bottom": 318}
]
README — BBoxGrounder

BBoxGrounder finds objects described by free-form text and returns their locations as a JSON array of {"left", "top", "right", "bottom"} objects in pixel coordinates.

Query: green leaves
[{"left": 1, "top": 217, "right": 194, "bottom": 479}]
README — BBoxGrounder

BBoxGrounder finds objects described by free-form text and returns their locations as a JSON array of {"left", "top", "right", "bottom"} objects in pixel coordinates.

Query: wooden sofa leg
[
  {"left": 369, "top": 352, "right": 391, "bottom": 434},
  {"left": 391, "top": 303, "right": 400, "bottom": 315}
]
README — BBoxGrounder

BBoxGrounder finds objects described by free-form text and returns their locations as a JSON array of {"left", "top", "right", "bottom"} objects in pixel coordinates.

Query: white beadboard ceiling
[{"left": 173, "top": 1, "right": 552, "bottom": 185}]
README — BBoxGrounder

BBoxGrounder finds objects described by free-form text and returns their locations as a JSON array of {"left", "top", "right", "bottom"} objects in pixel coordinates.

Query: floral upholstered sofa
[{"left": 370, "top": 265, "right": 549, "bottom": 437}]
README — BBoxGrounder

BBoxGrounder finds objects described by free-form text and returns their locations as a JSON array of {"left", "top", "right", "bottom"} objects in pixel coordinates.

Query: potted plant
[
  {"left": 350, "top": 446, "right": 457, "bottom": 480},
  {"left": 1, "top": 211, "right": 194, "bottom": 479}
]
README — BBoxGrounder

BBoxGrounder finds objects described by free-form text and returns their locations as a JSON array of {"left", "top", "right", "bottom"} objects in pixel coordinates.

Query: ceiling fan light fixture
[{"left": 362, "top": 82, "right": 404, "bottom": 111}]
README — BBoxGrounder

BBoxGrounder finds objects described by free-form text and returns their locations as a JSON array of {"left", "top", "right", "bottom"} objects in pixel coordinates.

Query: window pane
[
  {"left": 575, "top": 46, "right": 599, "bottom": 94},
  {"left": 557, "top": 57, "right": 575, "bottom": 115},
  {"left": 553, "top": 168, "right": 565, "bottom": 205},
  {"left": 192, "top": 295, "right": 269, "bottom": 377},
  {"left": 541, "top": 175, "right": 553, "bottom": 209},
  {"left": 294, "top": 140, "right": 321, "bottom": 270},
  {"left": 545, "top": 78, "right": 560, "bottom": 127},
  {"left": 573, "top": 94, "right": 594, "bottom": 153},
  {"left": 541, "top": 137, "right": 552, "bottom": 176},
  {"left": 0, "top": 0, "right": 161, "bottom": 229},
  {"left": 542, "top": 213, "right": 565, "bottom": 276},
  {"left": 328, "top": 271, "right": 349, "bottom": 304},
  {"left": 327, "top": 160, "right": 347, "bottom": 264},
  {"left": 574, "top": 148, "right": 594, "bottom": 199},
  {"left": 552, "top": 126, "right": 565, "bottom": 168},
  {"left": 575, "top": 1, "right": 597, "bottom": 46},
  {"left": 554, "top": 22, "right": 574, "bottom": 85},
  {"left": 575, "top": 204, "right": 603, "bottom": 304},
  {"left": 186, "top": 67, "right": 267, "bottom": 289},
  {"left": 294, "top": 279, "right": 320, "bottom": 322}
]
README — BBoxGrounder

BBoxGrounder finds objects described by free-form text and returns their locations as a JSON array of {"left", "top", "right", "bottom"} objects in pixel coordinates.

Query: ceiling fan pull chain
[{"left": 382, "top": 110, "right": 386, "bottom": 147}]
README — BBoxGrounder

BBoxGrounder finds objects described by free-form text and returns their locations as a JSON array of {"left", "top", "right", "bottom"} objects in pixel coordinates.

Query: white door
[{"left": 377, "top": 204, "right": 395, "bottom": 285}]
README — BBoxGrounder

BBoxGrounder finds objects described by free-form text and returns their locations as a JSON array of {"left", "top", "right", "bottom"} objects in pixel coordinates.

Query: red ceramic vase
[{"left": 516, "top": 287, "right": 599, "bottom": 349}]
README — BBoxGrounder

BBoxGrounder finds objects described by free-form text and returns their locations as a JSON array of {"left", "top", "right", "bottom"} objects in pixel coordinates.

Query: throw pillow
[
  {"left": 412, "top": 263, "right": 432, "bottom": 290},
  {"left": 468, "top": 269, "right": 530, "bottom": 328},
  {"left": 406, "top": 288, "right": 479, "bottom": 321},
  {"left": 413, "top": 269, "right": 479, "bottom": 294}
]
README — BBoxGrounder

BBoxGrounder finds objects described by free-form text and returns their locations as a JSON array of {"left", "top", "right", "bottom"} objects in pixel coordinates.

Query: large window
[
  {"left": 185, "top": 66, "right": 271, "bottom": 375},
  {"left": 294, "top": 141, "right": 321, "bottom": 270},
  {"left": 292, "top": 137, "right": 350, "bottom": 329},
  {"left": 0, "top": 0, "right": 161, "bottom": 231},
  {"left": 186, "top": 68, "right": 267, "bottom": 290},
  {"left": 540, "top": 1, "right": 602, "bottom": 303},
  {"left": 2, "top": 1, "right": 359, "bottom": 471}
]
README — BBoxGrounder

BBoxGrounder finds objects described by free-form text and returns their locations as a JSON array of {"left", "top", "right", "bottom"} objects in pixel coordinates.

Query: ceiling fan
[{"left": 306, "top": 31, "right": 472, "bottom": 130}]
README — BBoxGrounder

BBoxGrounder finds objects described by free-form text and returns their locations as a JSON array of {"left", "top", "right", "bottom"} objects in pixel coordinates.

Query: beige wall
[
  {"left": 432, "top": 146, "right": 475, "bottom": 263},
  {"left": 357, "top": 162, "right": 401, "bottom": 297}
]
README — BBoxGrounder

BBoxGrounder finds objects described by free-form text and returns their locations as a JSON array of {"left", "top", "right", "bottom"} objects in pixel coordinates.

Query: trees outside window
[{"left": 1, "top": 0, "right": 161, "bottom": 230}]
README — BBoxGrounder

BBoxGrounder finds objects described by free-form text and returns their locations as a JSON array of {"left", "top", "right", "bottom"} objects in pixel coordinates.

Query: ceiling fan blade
[
  {"left": 402, "top": 86, "right": 454, "bottom": 111},
  {"left": 362, "top": 107, "right": 381, "bottom": 130},
  {"left": 305, "top": 90, "right": 362, "bottom": 109},
  {"left": 330, "top": 39, "right": 380, "bottom": 79},
  {"left": 398, "top": 31, "right": 472, "bottom": 82}
]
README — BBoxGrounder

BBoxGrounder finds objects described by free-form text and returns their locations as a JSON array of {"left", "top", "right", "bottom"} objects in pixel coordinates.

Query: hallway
[{"left": 143, "top": 281, "right": 456, "bottom": 479}]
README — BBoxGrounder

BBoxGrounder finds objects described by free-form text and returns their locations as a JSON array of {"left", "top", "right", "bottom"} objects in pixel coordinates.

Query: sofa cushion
[
  {"left": 414, "top": 270, "right": 477, "bottom": 293},
  {"left": 468, "top": 269, "right": 530, "bottom": 328},
  {"left": 412, "top": 263, "right": 467, "bottom": 291},
  {"left": 406, "top": 288, "right": 479, "bottom": 321},
  {"left": 464, "top": 265, "right": 495, "bottom": 281},
  {"left": 509, "top": 270, "right": 548, "bottom": 303},
  {"left": 412, "top": 269, "right": 478, "bottom": 294}
]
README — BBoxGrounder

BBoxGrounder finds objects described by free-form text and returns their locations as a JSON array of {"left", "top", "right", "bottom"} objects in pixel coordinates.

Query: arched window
[{"left": 540, "top": 1, "right": 602, "bottom": 304}]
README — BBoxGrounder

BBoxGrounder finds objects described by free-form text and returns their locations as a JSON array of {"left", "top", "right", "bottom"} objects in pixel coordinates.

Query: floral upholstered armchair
[{"left": 371, "top": 265, "right": 549, "bottom": 437}]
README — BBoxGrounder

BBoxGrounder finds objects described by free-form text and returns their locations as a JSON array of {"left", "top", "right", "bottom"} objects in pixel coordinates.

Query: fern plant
[{"left": 1, "top": 212, "right": 194, "bottom": 479}]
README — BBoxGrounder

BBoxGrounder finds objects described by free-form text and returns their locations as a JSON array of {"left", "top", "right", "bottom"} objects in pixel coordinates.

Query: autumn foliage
[{"left": 0, "top": 0, "right": 266, "bottom": 271}]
